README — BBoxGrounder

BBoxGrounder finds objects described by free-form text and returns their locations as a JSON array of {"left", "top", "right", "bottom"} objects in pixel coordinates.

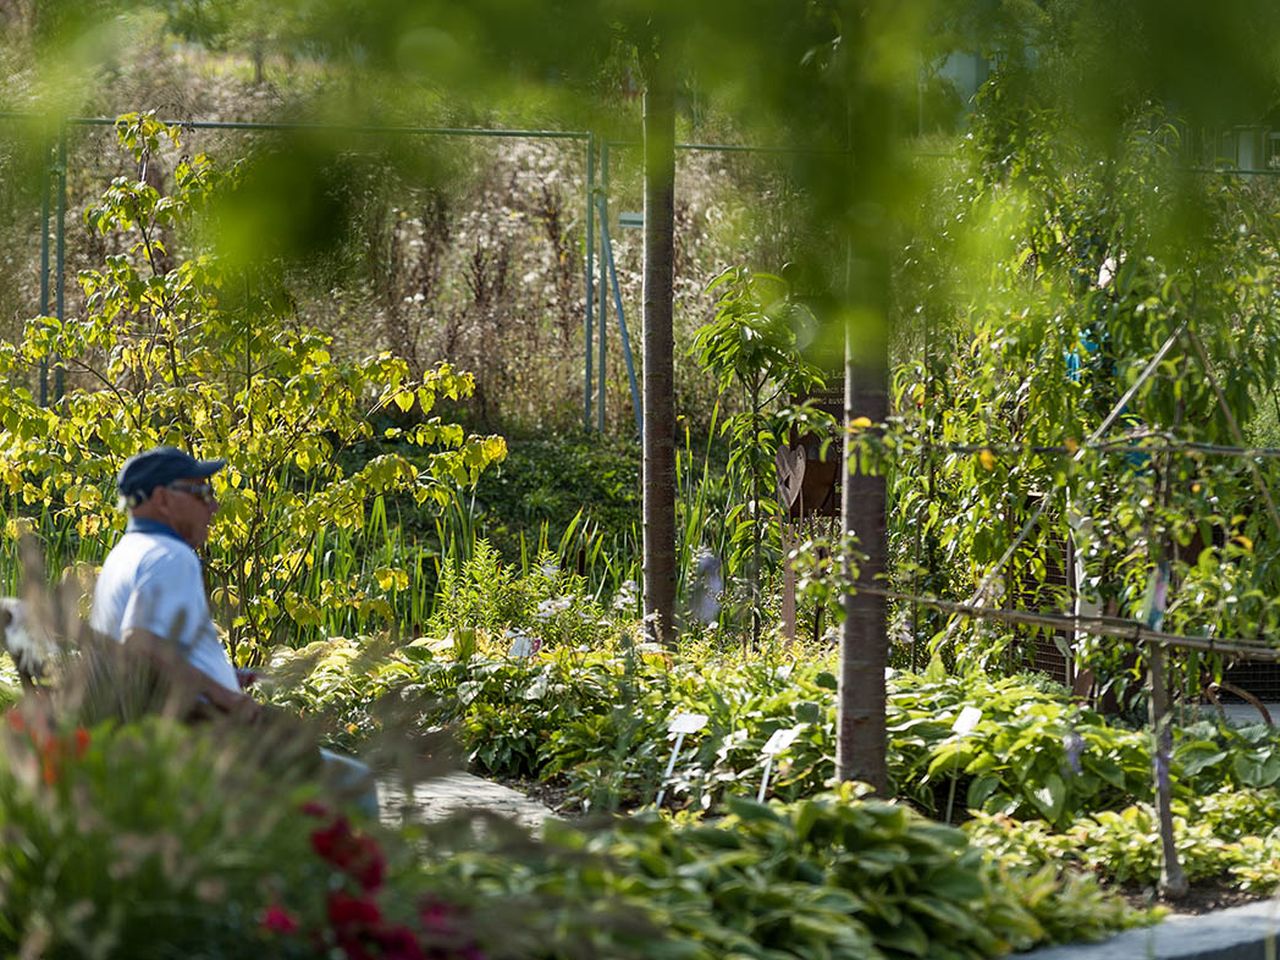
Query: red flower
[
  {"left": 72, "top": 727, "right": 90, "bottom": 759},
  {"left": 6, "top": 710, "right": 24, "bottom": 733},
  {"left": 311, "top": 817, "right": 386, "bottom": 892},
  {"left": 374, "top": 925, "right": 425, "bottom": 960},
  {"left": 349, "top": 835, "right": 386, "bottom": 891},
  {"left": 260, "top": 902, "right": 300, "bottom": 935},
  {"left": 327, "top": 891, "right": 382, "bottom": 931},
  {"left": 301, "top": 800, "right": 330, "bottom": 818},
  {"left": 311, "top": 815, "right": 354, "bottom": 861}
]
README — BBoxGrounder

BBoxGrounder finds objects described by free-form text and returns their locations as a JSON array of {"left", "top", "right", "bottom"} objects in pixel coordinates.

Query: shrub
[{"left": 0, "top": 707, "right": 483, "bottom": 958}]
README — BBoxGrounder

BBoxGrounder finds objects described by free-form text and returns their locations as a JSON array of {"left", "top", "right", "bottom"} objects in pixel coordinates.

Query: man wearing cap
[
  {"left": 90, "top": 445, "right": 259, "bottom": 720},
  {"left": 92, "top": 445, "right": 379, "bottom": 815}
]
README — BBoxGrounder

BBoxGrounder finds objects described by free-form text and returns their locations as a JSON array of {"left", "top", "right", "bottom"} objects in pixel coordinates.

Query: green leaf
[{"left": 1030, "top": 772, "right": 1066, "bottom": 824}]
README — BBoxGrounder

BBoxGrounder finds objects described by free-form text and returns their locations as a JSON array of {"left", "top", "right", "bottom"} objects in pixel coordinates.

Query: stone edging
[{"left": 1020, "top": 899, "right": 1280, "bottom": 960}]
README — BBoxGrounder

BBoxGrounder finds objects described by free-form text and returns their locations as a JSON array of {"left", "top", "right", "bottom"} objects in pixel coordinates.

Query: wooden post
[{"left": 781, "top": 522, "right": 797, "bottom": 644}]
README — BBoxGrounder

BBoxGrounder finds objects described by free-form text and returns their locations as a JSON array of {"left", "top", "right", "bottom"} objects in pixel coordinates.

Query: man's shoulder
[{"left": 104, "top": 531, "right": 200, "bottom": 578}]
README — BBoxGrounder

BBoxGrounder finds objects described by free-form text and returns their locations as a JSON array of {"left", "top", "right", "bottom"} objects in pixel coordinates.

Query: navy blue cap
[{"left": 117, "top": 446, "right": 226, "bottom": 502}]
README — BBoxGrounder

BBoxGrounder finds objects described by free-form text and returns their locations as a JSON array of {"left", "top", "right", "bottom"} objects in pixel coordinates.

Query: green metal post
[
  {"left": 584, "top": 135, "right": 595, "bottom": 432},
  {"left": 597, "top": 194, "right": 642, "bottom": 438},
  {"left": 54, "top": 125, "right": 66, "bottom": 400}
]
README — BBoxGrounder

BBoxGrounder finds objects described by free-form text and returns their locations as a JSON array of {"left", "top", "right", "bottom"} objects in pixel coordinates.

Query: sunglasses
[{"left": 167, "top": 481, "right": 217, "bottom": 505}]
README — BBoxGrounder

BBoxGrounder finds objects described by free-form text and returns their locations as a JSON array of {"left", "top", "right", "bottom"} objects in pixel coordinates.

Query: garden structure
[{"left": 7, "top": 3, "right": 1280, "bottom": 959}]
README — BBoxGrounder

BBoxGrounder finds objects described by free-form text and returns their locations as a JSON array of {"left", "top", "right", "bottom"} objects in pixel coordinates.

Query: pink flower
[
  {"left": 418, "top": 897, "right": 457, "bottom": 935},
  {"left": 260, "top": 902, "right": 300, "bottom": 935}
]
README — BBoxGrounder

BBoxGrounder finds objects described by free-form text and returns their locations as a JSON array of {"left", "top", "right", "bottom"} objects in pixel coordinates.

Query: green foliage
[
  {"left": 470, "top": 435, "right": 641, "bottom": 583},
  {"left": 692, "top": 268, "right": 833, "bottom": 641},
  {"left": 431, "top": 541, "right": 615, "bottom": 651},
  {"left": 969, "top": 786, "right": 1280, "bottom": 893},
  {"left": 0, "top": 709, "right": 449, "bottom": 958},
  {"left": 892, "top": 89, "right": 1280, "bottom": 682},
  {"left": 422, "top": 786, "right": 1146, "bottom": 960},
  {"left": 0, "top": 114, "right": 506, "bottom": 659},
  {"left": 273, "top": 599, "right": 1280, "bottom": 833}
]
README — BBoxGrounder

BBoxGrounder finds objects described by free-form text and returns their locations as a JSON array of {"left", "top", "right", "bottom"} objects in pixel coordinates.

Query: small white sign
[
  {"left": 669, "top": 713, "right": 709, "bottom": 735},
  {"left": 952, "top": 706, "right": 983, "bottom": 736},
  {"left": 509, "top": 634, "right": 538, "bottom": 658},
  {"left": 762, "top": 725, "right": 803, "bottom": 757}
]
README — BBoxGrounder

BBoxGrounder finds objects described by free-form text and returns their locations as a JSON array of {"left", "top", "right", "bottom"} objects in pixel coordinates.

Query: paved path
[{"left": 378, "top": 772, "right": 555, "bottom": 832}]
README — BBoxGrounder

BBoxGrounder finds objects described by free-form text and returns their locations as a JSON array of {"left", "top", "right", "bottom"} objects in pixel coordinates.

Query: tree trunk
[
  {"left": 836, "top": 322, "right": 890, "bottom": 792},
  {"left": 1148, "top": 642, "right": 1188, "bottom": 898},
  {"left": 641, "top": 51, "right": 677, "bottom": 646},
  {"left": 832, "top": 9, "right": 895, "bottom": 795}
]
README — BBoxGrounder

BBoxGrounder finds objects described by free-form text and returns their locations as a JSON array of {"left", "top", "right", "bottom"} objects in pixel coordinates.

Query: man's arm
[{"left": 122, "top": 627, "right": 262, "bottom": 721}]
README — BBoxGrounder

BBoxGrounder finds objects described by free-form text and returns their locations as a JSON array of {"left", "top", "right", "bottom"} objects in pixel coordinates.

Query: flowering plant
[{"left": 0, "top": 705, "right": 483, "bottom": 960}]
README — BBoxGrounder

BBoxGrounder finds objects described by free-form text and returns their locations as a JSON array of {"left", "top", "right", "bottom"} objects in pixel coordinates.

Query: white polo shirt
[{"left": 90, "top": 517, "right": 239, "bottom": 693}]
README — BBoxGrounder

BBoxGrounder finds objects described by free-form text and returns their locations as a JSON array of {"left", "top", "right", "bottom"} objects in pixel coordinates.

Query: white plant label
[
  {"left": 762, "top": 725, "right": 803, "bottom": 757},
  {"left": 669, "top": 712, "right": 708, "bottom": 735},
  {"left": 952, "top": 706, "right": 983, "bottom": 736}
]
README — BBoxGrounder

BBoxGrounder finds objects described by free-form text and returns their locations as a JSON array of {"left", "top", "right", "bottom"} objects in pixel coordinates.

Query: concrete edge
[{"left": 1019, "top": 899, "right": 1280, "bottom": 960}]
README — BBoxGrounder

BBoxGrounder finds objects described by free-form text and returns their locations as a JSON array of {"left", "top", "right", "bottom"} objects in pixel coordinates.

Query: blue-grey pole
[
  {"left": 584, "top": 135, "right": 594, "bottom": 432},
  {"left": 597, "top": 195, "right": 642, "bottom": 438},
  {"left": 54, "top": 124, "right": 66, "bottom": 400},
  {"left": 38, "top": 139, "right": 50, "bottom": 407},
  {"left": 597, "top": 141, "right": 610, "bottom": 432}
]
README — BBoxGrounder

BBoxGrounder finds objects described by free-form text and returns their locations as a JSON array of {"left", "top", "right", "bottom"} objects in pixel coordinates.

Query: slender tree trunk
[
  {"left": 833, "top": 6, "right": 895, "bottom": 795},
  {"left": 641, "top": 51, "right": 677, "bottom": 646},
  {"left": 836, "top": 322, "right": 890, "bottom": 792},
  {"left": 1148, "top": 642, "right": 1187, "bottom": 898}
]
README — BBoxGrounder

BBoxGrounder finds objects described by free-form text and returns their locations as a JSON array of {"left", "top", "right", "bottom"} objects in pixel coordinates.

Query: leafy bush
[
  {"left": 887, "top": 672, "right": 1151, "bottom": 828},
  {"left": 269, "top": 588, "right": 1280, "bottom": 828},
  {"left": 420, "top": 787, "right": 1146, "bottom": 960},
  {"left": 0, "top": 113, "right": 506, "bottom": 659},
  {"left": 968, "top": 787, "right": 1280, "bottom": 892},
  {"left": 430, "top": 542, "right": 614, "bottom": 652}
]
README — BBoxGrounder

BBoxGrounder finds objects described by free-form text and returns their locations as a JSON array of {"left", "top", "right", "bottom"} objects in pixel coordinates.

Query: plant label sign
[
  {"left": 656, "top": 713, "right": 708, "bottom": 808},
  {"left": 952, "top": 706, "right": 983, "bottom": 737},
  {"left": 669, "top": 713, "right": 708, "bottom": 735},
  {"left": 761, "top": 725, "right": 803, "bottom": 757}
]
